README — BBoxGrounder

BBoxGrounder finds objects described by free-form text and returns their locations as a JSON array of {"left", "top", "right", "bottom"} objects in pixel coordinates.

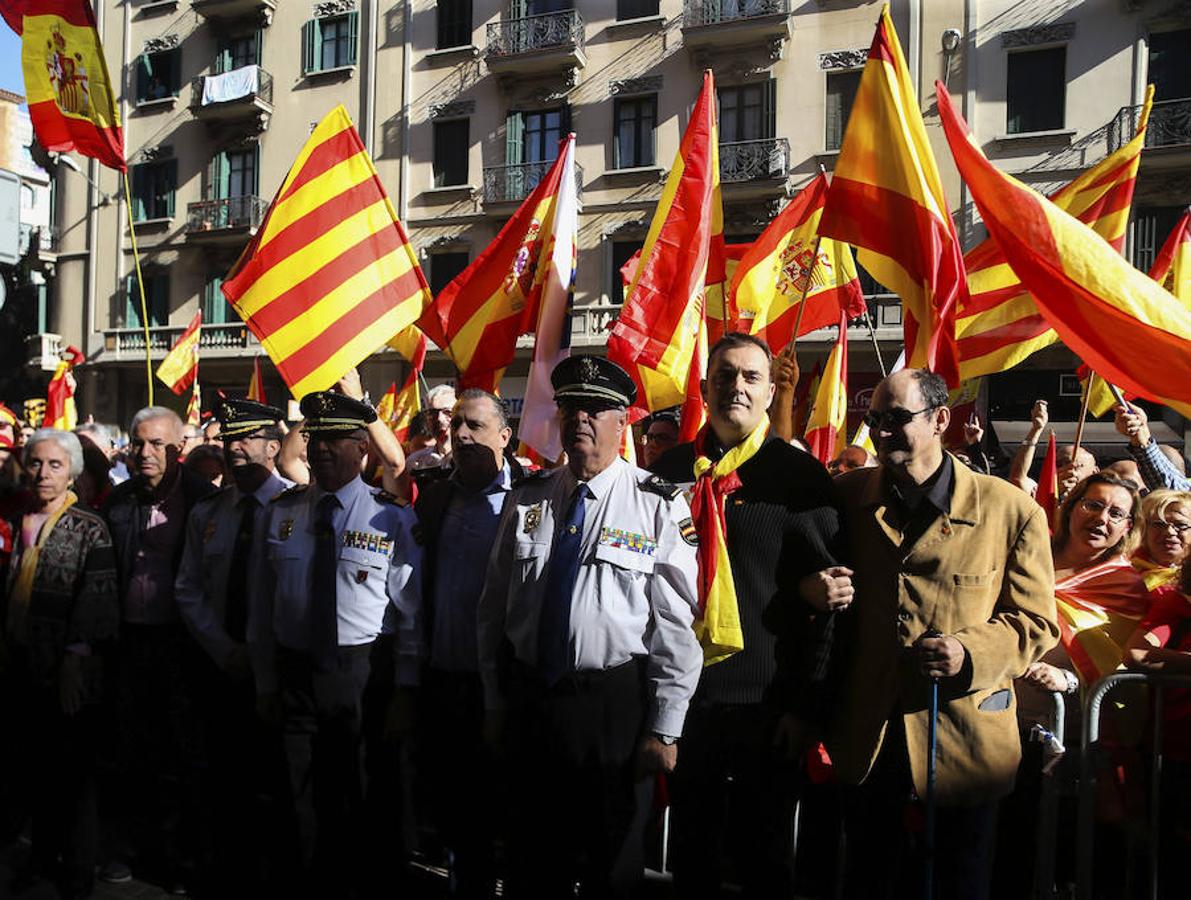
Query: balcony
[
  {"left": 185, "top": 196, "right": 268, "bottom": 243},
  {"left": 25, "top": 333, "right": 64, "bottom": 371},
  {"left": 720, "top": 138, "right": 790, "bottom": 196},
  {"left": 190, "top": 66, "right": 273, "bottom": 131},
  {"left": 514, "top": 304, "right": 621, "bottom": 349},
  {"left": 485, "top": 11, "right": 586, "bottom": 84},
  {"left": 102, "top": 324, "right": 259, "bottom": 359},
  {"left": 682, "top": 0, "right": 791, "bottom": 59},
  {"left": 482, "top": 160, "right": 585, "bottom": 206},
  {"left": 1108, "top": 97, "right": 1191, "bottom": 156},
  {"left": 191, "top": 0, "right": 275, "bottom": 25}
]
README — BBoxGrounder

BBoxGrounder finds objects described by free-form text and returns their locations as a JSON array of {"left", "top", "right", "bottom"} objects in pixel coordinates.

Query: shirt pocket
[
  {"left": 339, "top": 546, "right": 386, "bottom": 584},
  {"left": 514, "top": 539, "right": 548, "bottom": 583},
  {"left": 593, "top": 543, "right": 657, "bottom": 576}
]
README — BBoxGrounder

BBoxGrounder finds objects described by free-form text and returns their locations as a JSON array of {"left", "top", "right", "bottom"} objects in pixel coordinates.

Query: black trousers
[
  {"left": 842, "top": 716, "right": 998, "bottom": 900},
  {"left": 503, "top": 659, "right": 652, "bottom": 900},
  {"left": 668, "top": 702, "right": 802, "bottom": 899},
  {"left": 417, "top": 666, "right": 498, "bottom": 899}
]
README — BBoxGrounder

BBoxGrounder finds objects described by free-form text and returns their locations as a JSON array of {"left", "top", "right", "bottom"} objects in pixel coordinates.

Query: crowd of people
[{"left": 0, "top": 334, "right": 1189, "bottom": 900}]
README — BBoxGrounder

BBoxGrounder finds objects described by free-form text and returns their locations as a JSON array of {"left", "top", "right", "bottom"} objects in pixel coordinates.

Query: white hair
[
  {"left": 129, "top": 406, "right": 184, "bottom": 442},
  {"left": 426, "top": 383, "right": 457, "bottom": 407},
  {"left": 74, "top": 421, "right": 115, "bottom": 450},
  {"left": 25, "top": 428, "right": 85, "bottom": 479}
]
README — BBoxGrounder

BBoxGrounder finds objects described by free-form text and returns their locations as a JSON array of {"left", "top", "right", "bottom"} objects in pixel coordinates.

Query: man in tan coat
[{"left": 812, "top": 369, "right": 1058, "bottom": 900}]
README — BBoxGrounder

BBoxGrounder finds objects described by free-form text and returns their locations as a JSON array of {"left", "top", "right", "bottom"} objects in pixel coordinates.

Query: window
[
  {"left": 125, "top": 270, "right": 170, "bottom": 329},
  {"left": 1006, "top": 47, "right": 1065, "bottom": 134},
  {"left": 217, "top": 32, "right": 261, "bottom": 73},
  {"left": 131, "top": 158, "right": 177, "bottom": 221},
  {"left": 614, "top": 95, "right": 656, "bottom": 168},
  {"left": 428, "top": 252, "right": 470, "bottom": 298},
  {"left": 203, "top": 272, "right": 238, "bottom": 325},
  {"left": 610, "top": 241, "right": 640, "bottom": 305},
  {"left": 136, "top": 49, "right": 181, "bottom": 103},
  {"left": 825, "top": 69, "right": 862, "bottom": 151},
  {"left": 504, "top": 107, "right": 569, "bottom": 198},
  {"left": 302, "top": 13, "right": 359, "bottom": 74},
  {"left": 1148, "top": 29, "right": 1191, "bottom": 102},
  {"left": 617, "top": 0, "right": 659, "bottom": 19},
  {"left": 208, "top": 147, "right": 259, "bottom": 199},
  {"left": 1131, "top": 207, "right": 1186, "bottom": 274},
  {"left": 437, "top": 0, "right": 473, "bottom": 49},
  {"left": 433, "top": 119, "right": 470, "bottom": 187},
  {"left": 718, "top": 82, "right": 776, "bottom": 143}
]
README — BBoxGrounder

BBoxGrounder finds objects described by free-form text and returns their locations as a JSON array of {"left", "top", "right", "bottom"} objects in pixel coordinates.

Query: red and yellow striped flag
[
  {"left": 417, "top": 138, "right": 573, "bottom": 393},
  {"left": 819, "top": 4, "right": 965, "bottom": 386},
  {"left": 804, "top": 311, "right": 849, "bottom": 465},
  {"left": 246, "top": 356, "right": 265, "bottom": 402},
  {"left": 735, "top": 172, "right": 865, "bottom": 352},
  {"left": 45, "top": 344, "right": 83, "bottom": 431},
  {"left": 1151, "top": 209, "right": 1190, "bottom": 304},
  {"left": 1035, "top": 432, "right": 1059, "bottom": 531},
  {"left": 956, "top": 87, "right": 1154, "bottom": 380},
  {"left": 608, "top": 70, "right": 723, "bottom": 420},
  {"left": 156, "top": 311, "right": 201, "bottom": 395},
  {"left": 937, "top": 82, "right": 1191, "bottom": 420},
  {"left": 222, "top": 105, "right": 431, "bottom": 400},
  {"left": 186, "top": 380, "right": 202, "bottom": 428},
  {"left": 5, "top": 1, "right": 124, "bottom": 170},
  {"left": 386, "top": 324, "right": 426, "bottom": 443}
]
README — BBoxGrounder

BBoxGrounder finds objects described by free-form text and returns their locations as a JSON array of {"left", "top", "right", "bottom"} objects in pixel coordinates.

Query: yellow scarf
[
  {"left": 5, "top": 491, "right": 77, "bottom": 644},
  {"left": 690, "top": 415, "right": 770, "bottom": 665}
]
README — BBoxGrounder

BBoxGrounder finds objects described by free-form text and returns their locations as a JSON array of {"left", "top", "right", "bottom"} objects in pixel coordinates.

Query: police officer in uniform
[
  {"left": 250, "top": 391, "right": 422, "bottom": 896},
  {"left": 175, "top": 398, "right": 292, "bottom": 894},
  {"left": 478, "top": 355, "right": 702, "bottom": 899}
]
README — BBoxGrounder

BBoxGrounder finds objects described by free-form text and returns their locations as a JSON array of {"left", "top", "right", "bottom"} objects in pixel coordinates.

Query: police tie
[
  {"left": 224, "top": 494, "right": 257, "bottom": 643},
  {"left": 537, "top": 483, "right": 590, "bottom": 685},
  {"left": 311, "top": 493, "right": 341, "bottom": 670}
]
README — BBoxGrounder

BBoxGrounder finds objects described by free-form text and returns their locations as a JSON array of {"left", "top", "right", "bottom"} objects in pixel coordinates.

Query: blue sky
[{"left": 1, "top": 28, "right": 24, "bottom": 98}]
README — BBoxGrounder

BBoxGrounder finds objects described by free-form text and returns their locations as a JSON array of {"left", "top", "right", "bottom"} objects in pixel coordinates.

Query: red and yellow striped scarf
[
  {"left": 1055, "top": 556, "right": 1151, "bottom": 685},
  {"left": 1130, "top": 550, "right": 1181, "bottom": 591},
  {"left": 690, "top": 415, "right": 770, "bottom": 665}
]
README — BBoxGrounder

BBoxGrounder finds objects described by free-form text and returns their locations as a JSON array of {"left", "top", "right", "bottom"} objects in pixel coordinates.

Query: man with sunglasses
[{"left": 825, "top": 369, "right": 1059, "bottom": 900}]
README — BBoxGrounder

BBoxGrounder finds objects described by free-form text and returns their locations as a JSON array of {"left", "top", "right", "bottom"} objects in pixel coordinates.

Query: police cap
[
  {"left": 300, "top": 391, "right": 378, "bottom": 435},
  {"left": 551, "top": 355, "right": 637, "bottom": 409},
  {"left": 217, "top": 398, "right": 285, "bottom": 440}
]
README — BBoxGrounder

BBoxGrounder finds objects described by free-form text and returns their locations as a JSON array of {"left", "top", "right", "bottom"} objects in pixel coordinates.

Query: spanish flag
[
  {"left": 607, "top": 70, "right": 723, "bottom": 420},
  {"left": 156, "top": 310, "right": 201, "bottom": 395},
  {"left": 246, "top": 355, "right": 265, "bottom": 403},
  {"left": 819, "top": 4, "right": 965, "bottom": 387},
  {"left": 734, "top": 172, "right": 865, "bottom": 352},
  {"left": 1150, "top": 208, "right": 1190, "bottom": 304},
  {"left": 1054, "top": 558, "right": 1149, "bottom": 685},
  {"left": 5, "top": 1, "right": 124, "bottom": 171},
  {"left": 418, "top": 137, "right": 573, "bottom": 393},
  {"left": 385, "top": 324, "right": 426, "bottom": 443},
  {"left": 45, "top": 344, "right": 83, "bottom": 431},
  {"left": 803, "top": 311, "right": 849, "bottom": 465},
  {"left": 956, "top": 87, "right": 1154, "bottom": 381},
  {"left": 937, "top": 82, "right": 1191, "bottom": 420},
  {"left": 222, "top": 105, "right": 431, "bottom": 400},
  {"left": 185, "top": 380, "right": 202, "bottom": 428}
]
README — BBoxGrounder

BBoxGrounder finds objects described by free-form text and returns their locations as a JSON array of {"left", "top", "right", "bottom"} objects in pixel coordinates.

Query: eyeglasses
[
  {"left": 863, "top": 406, "right": 938, "bottom": 431},
  {"left": 1078, "top": 498, "right": 1133, "bottom": 524},
  {"left": 1147, "top": 518, "right": 1191, "bottom": 535},
  {"left": 644, "top": 432, "right": 677, "bottom": 444}
]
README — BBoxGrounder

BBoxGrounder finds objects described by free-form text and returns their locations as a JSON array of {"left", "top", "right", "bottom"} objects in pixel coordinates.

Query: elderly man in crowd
[
  {"left": 824, "top": 369, "right": 1058, "bottom": 900},
  {"left": 406, "top": 383, "right": 457, "bottom": 483},
  {"left": 478, "top": 355, "right": 702, "bottom": 898}
]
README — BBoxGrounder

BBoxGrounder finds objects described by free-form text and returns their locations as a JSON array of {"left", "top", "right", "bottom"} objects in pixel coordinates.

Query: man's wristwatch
[{"left": 653, "top": 732, "right": 678, "bottom": 746}]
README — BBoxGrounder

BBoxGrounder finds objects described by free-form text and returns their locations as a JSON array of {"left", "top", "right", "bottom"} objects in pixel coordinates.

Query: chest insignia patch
[
  {"left": 355, "top": 569, "right": 369, "bottom": 584},
  {"left": 523, "top": 503, "right": 543, "bottom": 534},
  {"left": 599, "top": 527, "right": 658, "bottom": 557},
  {"left": 342, "top": 530, "right": 393, "bottom": 555},
  {"left": 202, "top": 520, "right": 218, "bottom": 544},
  {"left": 678, "top": 518, "right": 699, "bottom": 547},
  {"left": 279, "top": 519, "right": 294, "bottom": 540}
]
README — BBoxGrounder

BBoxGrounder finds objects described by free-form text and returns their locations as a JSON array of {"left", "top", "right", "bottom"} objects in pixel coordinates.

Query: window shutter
[
  {"left": 825, "top": 76, "right": 842, "bottom": 151},
  {"left": 763, "top": 79, "right": 776, "bottom": 140},
  {"left": 510, "top": 0, "right": 528, "bottom": 19},
  {"left": 125, "top": 274, "right": 138, "bottom": 328},
  {"left": 347, "top": 12, "right": 360, "bottom": 66},
  {"left": 169, "top": 50, "right": 181, "bottom": 95},
  {"left": 132, "top": 165, "right": 145, "bottom": 221},
  {"left": 560, "top": 103, "right": 572, "bottom": 136},
  {"left": 216, "top": 42, "right": 232, "bottom": 74},
  {"left": 207, "top": 152, "right": 224, "bottom": 201},
  {"left": 506, "top": 110, "right": 525, "bottom": 166},
  {"left": 153, "top": 274, "right": 170, "bottom": 327},
  {"left": 136, "top": 55, "right": 150, "bottom": 101},
  {"left": 254, "top": 29, "right": 263, "bottom": 66},
  {"left": 302, "top": 20, "right": 320, "bottom": 74},
  {"left": 165, "top": 161, "right": 177, "bottom": 218}
]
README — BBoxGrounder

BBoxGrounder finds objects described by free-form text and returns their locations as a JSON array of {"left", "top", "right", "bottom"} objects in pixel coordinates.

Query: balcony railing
[
  {"left": 191, "top": 0, "right": 276, "bottom": 23},
  {"left": 683, "top": 0, "right": 790, "bottom": 28},
  {"left": 514, "top": 303, "right": 621, "bottom": 348},
  {"left": 186, "top": 196, "right": 269, "bottom": 234},
  {"left": 482, "top": 160, "right": 584, "bottom": 204},
  {"left": 190, "top": 65, "right": 273, "bottom": 110},
  {"left": 720, "top": 137, "right": 789, "bottom": 183},
  {"left": 486, "top": 10, "right": 585, "bottom": 57},
  {"left": 25, "top": 333, "right": 64, "bottom": 371},
  {"left": 1108, "top": 97, "right": 1191, "bottom": 153},
  {"left": 103, "top": 324, "right": 258, "bottom": 356}
]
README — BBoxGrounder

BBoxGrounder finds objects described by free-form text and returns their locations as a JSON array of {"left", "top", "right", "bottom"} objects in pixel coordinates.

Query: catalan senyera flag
[
  {"left": 937, "top": 82, "right": 1191, "bottom": 420},
  {"left": 186, "top": 380, "right": 202, "bottom": 428},
  {"left": 386, "top": 324, "right": 426, "bottom": 443},
  {"left": 735, "top": 173, "right": 865, "bottom": 352},
  {"left": 956, "top": 87, "right": 1155, "bottom": 381},
  {"left": 4, "top": 0, "right": 124, "bottom": 170},
  {"left": 803, "top": 311, "right": 849, "bottom": 465},
  {"left": 222, "top": 105, "right": 431, "bottom": 400},
  {"left": 155, "top": 311, "right": 202, "bottom": 395},
  {"left": 1150, "top": 208, "right": 1191, "bottom": 304},
  {"left": 418, "top": 138, "right": 573, "bottom": 394},
  {"left": 819, "top": 4, "right": 965, "bottom": 387},
  {"left": 246, "top": 356, "right": 266, "bottom": 403},
  {"left": 608, "top": 70, "right": 723, "bottom": 420},
  {"left": 45, "top": 344, "right": 83, "bottom": 431}
]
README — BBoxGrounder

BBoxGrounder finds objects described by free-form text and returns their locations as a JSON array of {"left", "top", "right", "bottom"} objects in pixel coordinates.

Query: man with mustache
[
  {"left": 175, "top": 399, "right": 292, "bottom": 893},
  {"left": 477, "top": 355, "right": 701, "bottom": 898}
]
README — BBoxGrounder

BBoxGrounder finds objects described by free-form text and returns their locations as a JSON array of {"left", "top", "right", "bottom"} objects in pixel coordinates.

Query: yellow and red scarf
[
  {"left": 5, "top": 491, "right": 78, "bottom": 643},
  {"left": 1055, "top": 556, "right": 1151, "bottom": 685},
  {"left": 1131, "top": 550, "right": 1181, "bottom": 591},
  {"left": 690, "top": 415, "right": 769, "bottom": 665}
]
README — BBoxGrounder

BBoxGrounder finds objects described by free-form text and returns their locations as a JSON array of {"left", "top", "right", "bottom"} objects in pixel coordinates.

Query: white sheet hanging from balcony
[{"left": 201, "top": 65, "right": 260, "bottom": 106}]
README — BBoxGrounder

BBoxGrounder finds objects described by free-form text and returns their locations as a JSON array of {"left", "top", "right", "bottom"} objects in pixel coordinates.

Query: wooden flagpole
[
  {"left": 1072, "top": 371, "right": 1094, "bottom": 455},
  {"left": 122, "top": 170, "right": 154, "bottom": 406}
]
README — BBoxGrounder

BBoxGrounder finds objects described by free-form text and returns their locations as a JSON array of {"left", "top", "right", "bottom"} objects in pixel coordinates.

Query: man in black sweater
[{"left": 652, "top": 332, "right": 846, "bottom": 899}]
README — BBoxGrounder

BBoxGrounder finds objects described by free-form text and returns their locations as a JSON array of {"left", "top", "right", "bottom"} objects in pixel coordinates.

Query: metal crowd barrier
[
  {"left": 1076, "top": 672, "right": 1191, "bottom": 900},
  {"left": 1033, "top": 691, "right": 1067, "bottom": 900}
]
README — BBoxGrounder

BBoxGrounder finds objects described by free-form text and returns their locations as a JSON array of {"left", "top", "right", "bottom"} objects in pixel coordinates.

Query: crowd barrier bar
[{"left": 1033, "top": 691, "right": 1066, "bottom": 900}]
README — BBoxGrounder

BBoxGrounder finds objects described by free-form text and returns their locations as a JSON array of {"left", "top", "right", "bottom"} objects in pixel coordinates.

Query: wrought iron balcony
[
  {"left": 682, "top": 0, "right": 791, "bottom": 56},
  {"left": 482, "top": 160, "right": 584, "bottom": 205},
  {"left": 191, "top": 0, "right": 276, "bottom": 25},
  {"left": 1108, "top": 97, "right": 1191, "bottom": 153},
  {"left": 485, "top": 10, "right": 586, "bottom": 81},
  {"left": 514, "top": 303, "right": 621, "bottom": 348},
  {"left": 186, "top": 196, "right": 269, "bottom": 239},
  {"left": 684, "top": 0, "right": 790, "bottom": 27},
  {"left": 720, "top": 137, "right": 790, "bottom": 184},
  {"left": 190, "top": 66, "right": 273, "bottom": 130},
  {"left": 102, "top": 324, "right": 258, "bottom": 357}
]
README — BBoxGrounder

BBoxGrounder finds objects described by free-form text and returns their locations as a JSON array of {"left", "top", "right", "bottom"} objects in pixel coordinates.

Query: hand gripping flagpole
[{"left": 122, "top": 169, "right": 155, "bottom": 406}]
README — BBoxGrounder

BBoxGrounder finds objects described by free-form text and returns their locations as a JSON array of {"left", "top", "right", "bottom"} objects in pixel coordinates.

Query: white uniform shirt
[
  {"left": 477, "top": 457, "right": 702, "bottom": 738},
  {"left": 175, "top": 469, "right": 292, "bottom": 669},
  {"left": 250, "top": 475, "right": 423, "bottom": 692}
]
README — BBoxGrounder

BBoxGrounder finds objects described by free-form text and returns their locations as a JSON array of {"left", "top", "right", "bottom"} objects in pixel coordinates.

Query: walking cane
[{"left": 924, "top": 630, "right": 942, "bottom": 900}]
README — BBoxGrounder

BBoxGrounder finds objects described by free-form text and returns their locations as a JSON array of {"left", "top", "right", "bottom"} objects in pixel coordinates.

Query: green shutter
[
  {"left": 132, "top": 165, "right": 146, "bottom": 221},
  {"left": 510, "top": 0, "right": 528, "bottom": 19},
  {"left": 347, "top": 12, "right": 359, "bottom": 65},
  {"left": 208, "top": 152, "right": 226, "bottom": 200},
  {"left": 125, "top": 273, "right": 139, "bottom": 328},
  {"left": 136, "top": 54, "right": 150, "bottom": 101},
  {"left": 170, "top": 50, "right": 181, "bottom": 96},
  {"left": 302, "top": 19, "right": 321, "bottom": 74},
  {"left": 763, "top": 79, "right": 776, "bottom": 140},
  {"left": 506, "top": 110, "right": 525, "bottom": 165},
  {"left": 165, "top": 161, "right": 177, "bottom": 218},
  {"left": 216, "top": 42, "right": 233, "bottom": 74}
]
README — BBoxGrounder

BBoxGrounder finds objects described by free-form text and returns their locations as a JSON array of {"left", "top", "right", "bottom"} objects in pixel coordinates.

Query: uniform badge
[
  {"left": 679, "top": 518, "right": 699, "bottom": 547},
  {"left": 279, "top": 519, "right": 294, "bottom": 540},
  {"left": 523, "top": 503, "right": 543, "bottom": 534},
  {"left": 202, "top": 520, "right": 218, "bottom": 544},
  {"left": 355, "top": 570, "right": 368, "bottom": 584}
]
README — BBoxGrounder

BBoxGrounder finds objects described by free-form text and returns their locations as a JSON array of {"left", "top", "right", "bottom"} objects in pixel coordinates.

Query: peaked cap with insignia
[
  {"left": 551, "top": 355, "right": 637, "bottom": 408},
  {"left": 217, "top": 398, "right": 285, "bottom": 440},
  {"left": 301, "top": 391, "right": 378, "bottom": 435}
]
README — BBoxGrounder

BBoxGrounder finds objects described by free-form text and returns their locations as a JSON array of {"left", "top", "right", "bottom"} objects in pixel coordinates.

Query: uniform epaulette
[
  {"left": 374, "top": 489, "right": 408, "bottom": 507},
  {"left": 640, "top": 473, "right": 681, "bottom": 501},
  {"left": 195, "top": 485, "right": 233, "bottom": 504},
  {"left": 271, "top": 483, "right": 309, "bottom": 502},
  {"left": 513, "top": 468, "right": 552, "bottom": 487}
]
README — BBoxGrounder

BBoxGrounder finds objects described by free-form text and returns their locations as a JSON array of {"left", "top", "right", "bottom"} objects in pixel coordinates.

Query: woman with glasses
[{"left": 1130, "top": 489, "right": 1191, "bottom": 590}]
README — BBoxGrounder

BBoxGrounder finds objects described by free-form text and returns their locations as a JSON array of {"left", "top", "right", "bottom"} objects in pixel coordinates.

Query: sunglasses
[{"left": 863, "top": 406, "right": 938, "bottom": 431}]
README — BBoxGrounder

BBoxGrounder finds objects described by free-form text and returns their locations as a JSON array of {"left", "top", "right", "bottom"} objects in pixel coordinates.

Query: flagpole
[
  {"left": 122, "top": 170, "right": 155, "bottom": 406},
  {"left": 862, "top": 306, "right": 888, "bottom": 377},
  {"left": 780, "top": 233, "right": 825, "bottom": 359},
  {"left": 1072, "top": 371, "right": 1095, "bottom": 456}
]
